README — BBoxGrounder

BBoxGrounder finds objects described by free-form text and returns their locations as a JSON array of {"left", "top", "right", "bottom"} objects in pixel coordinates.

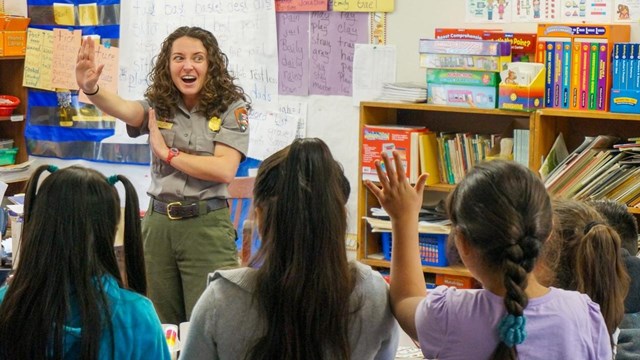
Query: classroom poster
[
  {"left": 560, "top": 0, "right": 612, "bottom": 23},
  {"left": 613, "top": 0, "right": 640, "bottom": 22},
  {"left": 277, "top": 12, "right": 310, "bottom": 96},
  {"left": 466, "top": 0, "right": 513, "bottom": 23},
  {"left": 309, "top": 11, "right": 368, "bottom": 96}
]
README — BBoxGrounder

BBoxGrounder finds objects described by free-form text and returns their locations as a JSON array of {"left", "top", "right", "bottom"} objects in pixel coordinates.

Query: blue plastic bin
[{"left": 381, "top": 232, "right": 449, "bottom": 267}]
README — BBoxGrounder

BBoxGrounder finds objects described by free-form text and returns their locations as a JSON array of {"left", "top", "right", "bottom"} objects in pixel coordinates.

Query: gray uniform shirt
[
  {"left": 127, "top": 99, "right": 249, "bottom": 202},
  {"left": 180, "top": 261, "right": 400, "bottom": 360}
]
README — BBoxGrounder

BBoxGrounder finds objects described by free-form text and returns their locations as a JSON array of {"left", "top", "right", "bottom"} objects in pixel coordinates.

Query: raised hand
[
  {"left": 75, "top": 37, "right": 104, "bottom": 93},
  {"left": 364, "top": 151, "right": 428, "bottom": 223}
]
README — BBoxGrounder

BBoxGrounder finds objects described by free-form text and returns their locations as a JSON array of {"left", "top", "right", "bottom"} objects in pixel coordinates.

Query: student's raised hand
[
  {"left": 75, "top": 37, "right": 104, "bottom": 94},
  {"left": 365, "top": 151, "right": 428, "bottom": 223},
  {"left": 148, "top": 108, "right": 170, "bottom": 163}
]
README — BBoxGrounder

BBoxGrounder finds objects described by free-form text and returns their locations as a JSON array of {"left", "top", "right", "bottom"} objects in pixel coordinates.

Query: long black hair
[
  {"left": 247, "top": 138, "right": 356, "bottom": 360},
  {"left": 0, "top": 165, "right": 146, "bottom": 360}
]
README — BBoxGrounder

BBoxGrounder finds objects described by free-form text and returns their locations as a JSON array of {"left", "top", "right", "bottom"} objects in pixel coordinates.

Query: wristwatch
[{"left": 166, "top": 147, "right": 180, "bottom": 164}]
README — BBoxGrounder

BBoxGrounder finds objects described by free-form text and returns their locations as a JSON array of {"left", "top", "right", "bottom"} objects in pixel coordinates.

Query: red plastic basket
[{"left": 0, "top": 95, "right": 20, "bottom": 117}]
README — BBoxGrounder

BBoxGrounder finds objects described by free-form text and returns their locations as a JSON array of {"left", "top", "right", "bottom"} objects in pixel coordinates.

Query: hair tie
[
  {"left": 107, "top": 175, "right": 119, "bottom": 186},
  {"left": 584, "top": 221, "right": 604, "bottom": 235},
  {"left": 498, "top": 314, "right": 527, "bottom": 347},
  {"left": 47, "top": 165, "right": 58, "bottom": 173}
]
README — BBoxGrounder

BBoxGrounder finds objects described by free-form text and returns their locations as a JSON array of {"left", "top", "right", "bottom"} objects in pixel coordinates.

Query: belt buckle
[{"left": 166, "top": 201, "right": 183, "bottom": 220}]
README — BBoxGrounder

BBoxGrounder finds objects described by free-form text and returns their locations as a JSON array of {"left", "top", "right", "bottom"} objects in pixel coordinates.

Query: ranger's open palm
[{"left": 76, "top": 37, "right": 104, "bottom": 93}]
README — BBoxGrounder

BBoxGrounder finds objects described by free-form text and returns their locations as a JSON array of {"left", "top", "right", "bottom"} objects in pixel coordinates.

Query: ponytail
[
  {"left": 575, "top": 223, "right": 629, "bottom": 335},
  {"left": 107, "top": 174, "right": 147, "bottom": 295}
]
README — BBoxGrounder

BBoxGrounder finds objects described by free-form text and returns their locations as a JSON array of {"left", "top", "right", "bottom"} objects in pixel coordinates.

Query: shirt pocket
[{"left": 195, "top": 134, "right": 215, "bottom": 155}]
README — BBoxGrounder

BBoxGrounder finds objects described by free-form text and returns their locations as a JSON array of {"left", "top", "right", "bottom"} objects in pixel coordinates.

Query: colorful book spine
[
  {"left": 570, "top": 41, "right": 582, "bottom": 109},
  {"left": 579, "top": 42, "right": 591, "bottom": 109},
  {"left": 596, "top": 43, "right": 608, "bottom": 110},
  {"left": 588, "top": 43, "right": 599, "bottom": 110},
  {"left": 545, "top": 42, "right": 555, "bottom": 108},
  {"left": 561, "top": 41, "right": 571, "bottom": 108},
  {"left": 612, "top": 43, "right": 621, "bottom": 90},
  {"left": 554, "top": 42, "right": 563, "bottom": 107},
  {"left": 629, "top": 43, "right": 636, "bottom": 90},
  {"left": 536, "top": 40, "right": 546, "bottom": 63},
  {"left": 621, "top": 42, "right": 628, "bottom": 90},
  {"left": 635, "top": 44, "right": 640, "bottom": 89}
]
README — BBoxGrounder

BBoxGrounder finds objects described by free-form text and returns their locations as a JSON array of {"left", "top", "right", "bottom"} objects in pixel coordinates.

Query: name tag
[{"left": 156, "top": 120, "right": 173, "bottom": 130}]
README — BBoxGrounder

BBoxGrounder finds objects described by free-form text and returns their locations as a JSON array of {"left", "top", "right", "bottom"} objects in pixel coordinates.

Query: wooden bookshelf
[
  {"left": 0, "top": 56, "right": 28, "bottom": 193},
  {"left": 358, "top": 102, "right": 535, "bottom": 280},
  {"left": 358, "top": 102, "right": 640, "bottom": 279}
]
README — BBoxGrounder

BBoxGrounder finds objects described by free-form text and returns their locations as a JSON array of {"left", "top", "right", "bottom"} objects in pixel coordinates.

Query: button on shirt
[{"left": 127, "top": 99, "right": 249, "bottom": 202}]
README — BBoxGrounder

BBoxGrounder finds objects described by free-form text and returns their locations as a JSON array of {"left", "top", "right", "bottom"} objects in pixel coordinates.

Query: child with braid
[
  {"left": 0, "top": 165, "right": 169, "bottom": 359},
  {"left": 366, "top": 154, "right": 611, "bottom": 359}
]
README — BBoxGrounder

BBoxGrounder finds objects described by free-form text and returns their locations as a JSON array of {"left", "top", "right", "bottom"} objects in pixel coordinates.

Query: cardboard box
[
  {"left": 610, "top": 89, "right": 640, "bottom": 114},
  {"left": 361, "top": 124, "right": 427, "bottom": 183},
  {"left": 428, "top": 83, "right": 498, "bottom": 109},
  {"left": 0, "top": 16, "right": 30, "bottom": 56},
  {"left": 435, "top": 28, "right": 537, "bottom": 62},
  {"left": 499, "top": 62, "right": 545, "bottom": 111},
  {"left": 435, "top": 274, "right": 476, "bottom": 289}
]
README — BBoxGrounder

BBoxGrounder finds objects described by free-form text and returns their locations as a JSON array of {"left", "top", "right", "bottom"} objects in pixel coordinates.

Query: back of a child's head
[
  {"left": 590, "top": 199, "right": 639, "bottom": 255},
  {"left": 0, "top": 165, "right": 145, "bottom": 359},
  {"left": 551, "top": 199, "right": 629, "bottom": 335},
  {"left": 446, "top": 160, "right": 552, "bottom": 359},
  {"left": 253, "top": 137, "right": 349, "bottom": 261},
  {"left": 21, "top": 165, "right": 120, "bottom": 277},
  {"left": 248, "top": 138, "right": 355, "bottom": 360}
]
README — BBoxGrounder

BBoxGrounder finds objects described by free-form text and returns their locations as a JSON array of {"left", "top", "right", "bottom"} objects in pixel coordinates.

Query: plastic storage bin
[
  {"left": 381, "top": 232, "right": 449, "bottom": 267},
  {"left": 0, "top": 147, "right": 17, "bottom": 165}
]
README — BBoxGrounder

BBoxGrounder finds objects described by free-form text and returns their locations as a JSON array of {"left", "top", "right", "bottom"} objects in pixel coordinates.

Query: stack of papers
[
  {"left": 364, "top": 217, "right": 450, "bottom": 234},
  {"left": 376, "top": 82, "right": 427, "bottom": 103}
]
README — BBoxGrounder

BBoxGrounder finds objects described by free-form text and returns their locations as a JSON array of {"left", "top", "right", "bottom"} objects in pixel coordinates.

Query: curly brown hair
[{"left": 145, "top": 26, "right": 250, "bottom": 120}]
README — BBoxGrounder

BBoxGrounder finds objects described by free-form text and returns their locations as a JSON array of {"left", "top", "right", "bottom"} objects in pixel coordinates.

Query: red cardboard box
[
  {"left": 435, "top": 273, "right": 476, "bottom": 289},
  {"left": 361, "top": 124, "right": 427, "bottom": 184}
]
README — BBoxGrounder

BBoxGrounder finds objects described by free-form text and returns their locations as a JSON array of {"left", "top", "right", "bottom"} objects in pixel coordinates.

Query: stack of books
[{"left": 376, "top": 82, "right": 427, "bottom": 103}]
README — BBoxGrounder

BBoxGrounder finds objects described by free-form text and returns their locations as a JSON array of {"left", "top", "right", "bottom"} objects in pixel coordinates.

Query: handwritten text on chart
[
  {"left": 52, "top": 29, "right": 82, "bottom": 90},
  {"left": 277, "top": 12, "right": 309, "bottom": 95},
  {"left": 309, "top": 11, "right": 367, "bottom": 96},
  {"left": 23, "top": 28, "right": 54, "bottom": 91}
]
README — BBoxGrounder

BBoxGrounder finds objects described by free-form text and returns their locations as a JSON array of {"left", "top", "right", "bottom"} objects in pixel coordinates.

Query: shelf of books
[
  {"left": 535, "top": 109, "right": 640, "bottom": 212},
  {"left": 358, "top": 102, "right": 534, "bottom": 281}
]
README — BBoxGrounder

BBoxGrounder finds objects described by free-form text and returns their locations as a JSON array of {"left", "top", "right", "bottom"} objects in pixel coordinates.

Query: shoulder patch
[{"left": 233, "top": 107, "right": 249, "bottom": 133}]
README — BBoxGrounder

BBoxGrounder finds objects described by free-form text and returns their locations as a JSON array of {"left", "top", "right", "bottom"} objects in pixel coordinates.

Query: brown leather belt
[{"left": 152, "top": 198, "right": 227, "bottom": 220}]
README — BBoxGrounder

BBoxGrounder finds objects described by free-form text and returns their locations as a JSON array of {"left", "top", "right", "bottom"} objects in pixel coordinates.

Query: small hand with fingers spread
[
  {"left": 75, "top": 37, "right": 104, "bottom": 94},
  {"left": 364, "top": 151, "right": 428, "bottom": 223}
]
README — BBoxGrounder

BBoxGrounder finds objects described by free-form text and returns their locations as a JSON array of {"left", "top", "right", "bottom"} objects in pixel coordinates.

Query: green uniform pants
[{"left": 142, "top": 203, "right": 239, "bottom": 325}]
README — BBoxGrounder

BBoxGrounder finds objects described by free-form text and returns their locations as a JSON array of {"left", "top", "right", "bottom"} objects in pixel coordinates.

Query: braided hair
[{"left": 446, "top": 160, "right": 553, "bottom": 360}]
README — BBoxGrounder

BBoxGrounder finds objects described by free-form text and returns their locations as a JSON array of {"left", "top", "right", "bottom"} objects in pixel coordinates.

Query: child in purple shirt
[{"left": 366, "top": 156, "right": 611, "bottom": 360}]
